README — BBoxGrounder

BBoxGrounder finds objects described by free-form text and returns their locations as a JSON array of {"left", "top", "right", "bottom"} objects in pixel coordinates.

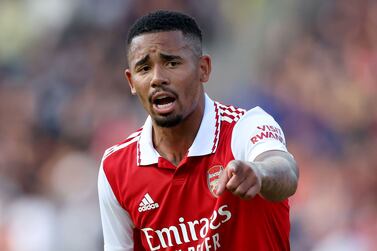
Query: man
[{"left": 98, "top": 10, "right": 298, "bottom": 251}]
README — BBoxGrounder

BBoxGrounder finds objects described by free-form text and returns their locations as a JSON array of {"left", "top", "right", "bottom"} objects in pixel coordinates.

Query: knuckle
[
  {"left": 231, "top": 161, "right": 246, "bottom": 174},
  {"left": 228, "top": 160, "right": 241, "bottom": 168},
  {"left": 234, "top": 186, "right": 248, "bottom": 198},
  {"left": 233, "top": 160, "right": 243, "bottom": 166},
  {"left": 226, "top": 183, "right": 236, "bottom": 192},
  {"left": 246, "top": 175, "right": 257, "bottom": 185},
  {"left": 245, "top": 164, "right": 255, "bottom": 174}
]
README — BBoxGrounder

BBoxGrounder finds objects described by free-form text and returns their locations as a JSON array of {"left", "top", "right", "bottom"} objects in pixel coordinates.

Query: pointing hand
[{"left": 216, "top": 160, "right": 262, "bottom": 200}]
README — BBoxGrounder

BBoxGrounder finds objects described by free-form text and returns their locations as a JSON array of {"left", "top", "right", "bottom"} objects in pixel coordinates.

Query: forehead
[{"left": 128, "top": 31, "right": 191, "bottom": 63}]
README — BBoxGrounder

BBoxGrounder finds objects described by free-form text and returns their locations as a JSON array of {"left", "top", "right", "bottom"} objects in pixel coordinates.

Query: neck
[{"left": 152, "top": 95, "right": 205, "bottom": 166}]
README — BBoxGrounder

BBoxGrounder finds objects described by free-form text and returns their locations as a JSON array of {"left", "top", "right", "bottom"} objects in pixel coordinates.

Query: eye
[
  {"left": 137, "top": 65, "right": 151, "bottom": 73},
  {"left": 167, "top": 61, "right": 181, "bottom": 68}
]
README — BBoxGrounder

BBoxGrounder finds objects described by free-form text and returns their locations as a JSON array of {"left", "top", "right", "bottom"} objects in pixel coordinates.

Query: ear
[
  {"left": 199, "top": 55, "right": 212, "bottom": 83},
  {"left": 125, "top": 69, "right": 136, "bottom": 95}
]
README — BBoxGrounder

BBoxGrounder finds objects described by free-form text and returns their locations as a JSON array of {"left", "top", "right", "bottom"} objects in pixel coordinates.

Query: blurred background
[{"left": 0, "top": 0, "right": 376, "bottom": 250}]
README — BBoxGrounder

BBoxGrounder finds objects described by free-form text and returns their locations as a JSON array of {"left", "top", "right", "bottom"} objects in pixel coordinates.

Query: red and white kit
[{"left": 98, "top": 94, "right": 291, "bottom": 251}]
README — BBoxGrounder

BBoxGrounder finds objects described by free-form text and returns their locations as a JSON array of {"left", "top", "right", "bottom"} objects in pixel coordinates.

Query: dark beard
[{"left": 154, "top": 114, "right": 183, "bottom": 128}]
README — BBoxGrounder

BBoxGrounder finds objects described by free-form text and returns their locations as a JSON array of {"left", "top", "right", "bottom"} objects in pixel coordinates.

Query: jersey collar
[{"left": 137, "top": 94, "right": 221, "bottom": 166}]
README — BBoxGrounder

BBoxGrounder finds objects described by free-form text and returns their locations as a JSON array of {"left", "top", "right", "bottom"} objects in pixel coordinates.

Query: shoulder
[
  {"left": 230, "top": 106, "right": 287, "bottom": 161},
  {"left": 215, "top": 102, "right": 272, "bottom": 127},
  {"left": 232, "top": 105, "right": 285, "bottom": 142},
  {"left": 100, "top": 127, "right": 143, "bottom": 192},
  {"left": 102, "top": 127, "right": 142, "bottom": 163},
  {"left": 216, "top": 102, "right": 246, "bottom": 124},
  {"left": 235, "top": 106, "right": 276, "bottom": 126}
]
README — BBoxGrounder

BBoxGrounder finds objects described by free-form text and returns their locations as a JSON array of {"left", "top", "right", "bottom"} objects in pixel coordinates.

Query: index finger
[{"left": 215, "top": 164, "right": 235, "bottom": 196}]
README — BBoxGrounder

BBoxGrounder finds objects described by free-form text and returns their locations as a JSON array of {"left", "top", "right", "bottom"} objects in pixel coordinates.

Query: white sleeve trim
[
  {"left": 231, "top": 107, "right": 288, "bottom": 162},
  {"left": 98, "top": 160, "right": 134, "bottom": 251}
]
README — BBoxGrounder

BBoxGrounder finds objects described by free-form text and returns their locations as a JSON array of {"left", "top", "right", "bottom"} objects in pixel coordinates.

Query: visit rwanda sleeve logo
[{"left": 250, "top": 125, "right": 285, "bottom": 145}]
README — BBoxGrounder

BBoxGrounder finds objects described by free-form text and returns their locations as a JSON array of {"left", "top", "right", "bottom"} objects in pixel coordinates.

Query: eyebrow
[
  {"left": 159, "top": 53, "right": 182, "bottom": 62},
  {"left": 134, "top": 55, "right": 150, "bottom": 69},
  {"left": 133, "top": 53, "right": 182, "bottom": 69}
]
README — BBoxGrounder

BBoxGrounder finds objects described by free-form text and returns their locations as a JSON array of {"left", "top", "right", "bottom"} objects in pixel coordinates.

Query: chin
[{"left": 154, "top": 114, "right": 183, "bottom": 128}]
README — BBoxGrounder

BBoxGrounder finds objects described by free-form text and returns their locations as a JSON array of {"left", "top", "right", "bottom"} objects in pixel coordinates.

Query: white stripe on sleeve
[{"left": 98, "top": 161, "right": 134, "bottom": 251}]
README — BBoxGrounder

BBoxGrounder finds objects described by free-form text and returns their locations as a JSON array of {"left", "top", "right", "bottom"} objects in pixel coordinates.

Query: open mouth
[{"left": 151, "top": 93, "right": 177, "bottom": 114}]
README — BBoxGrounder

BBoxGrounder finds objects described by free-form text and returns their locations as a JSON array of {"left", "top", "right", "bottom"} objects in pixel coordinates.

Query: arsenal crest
[{"left": 207, "top": 165, "right": 224, "bottom": 197}]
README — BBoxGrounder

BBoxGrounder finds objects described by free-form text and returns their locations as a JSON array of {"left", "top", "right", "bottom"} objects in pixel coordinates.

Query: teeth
[
  {"left": 156, "top": 99, "right": 174, "bottom": 107},
  {"left": 157, "top": 103, "right": 172, "bottom": 108},
  {"left": 156, "top": 95, "right": 169, "bottom": 100}
]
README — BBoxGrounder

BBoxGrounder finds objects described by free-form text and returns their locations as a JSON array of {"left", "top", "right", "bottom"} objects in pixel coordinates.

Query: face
[{"left": 125, "top": 31, "right": 211, "bottom": 127}]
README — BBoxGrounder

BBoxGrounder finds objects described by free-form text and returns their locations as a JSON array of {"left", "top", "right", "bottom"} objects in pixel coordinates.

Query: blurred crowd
[
  {"left": 254, "top": 0, "right": 377, "bottom": 250},
  {"left": 0, "top": 0, "right": 376, "bottom": 250}
]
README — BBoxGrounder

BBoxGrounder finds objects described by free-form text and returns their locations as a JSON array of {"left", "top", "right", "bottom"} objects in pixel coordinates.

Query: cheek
[
  {"left": 132, "top": 80, "right": 150, "bottom": 104},
  {"left": 179, "top": 73, "right": 202, "bottom": 103},
  {"left": 132, "top": 75, "right": 150, "bottom": 92},
  {"left": 184, "top": 68, "right": 201, "bottom": 91},
  {"left": 135, "top": 92, "right": 152, "bottom": 114},
  {"left": 137, "top": 89, "right": 150, "bottom": 106}
]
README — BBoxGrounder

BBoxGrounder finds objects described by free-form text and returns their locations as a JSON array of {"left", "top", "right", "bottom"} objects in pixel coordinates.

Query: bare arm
[
  {"left": 253, "top": 150, "right": 298, "bottom": 201},
  {"left": 216, "top": 150, "right": 298, "bottom": 201}
]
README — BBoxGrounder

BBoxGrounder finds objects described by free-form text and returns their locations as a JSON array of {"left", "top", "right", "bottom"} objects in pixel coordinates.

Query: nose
[{"left": 150, "top": 65, "right": 169, "bottom": 87}]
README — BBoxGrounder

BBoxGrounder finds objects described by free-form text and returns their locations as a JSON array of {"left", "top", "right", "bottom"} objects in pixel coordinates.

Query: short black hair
[{"left": 127, "top": 10, "right": 202, "bottom": 54}]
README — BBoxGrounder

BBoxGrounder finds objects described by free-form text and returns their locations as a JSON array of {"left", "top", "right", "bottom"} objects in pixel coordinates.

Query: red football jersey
[{"left": 98, "top": 94, "right": 291, "bottom": 251}]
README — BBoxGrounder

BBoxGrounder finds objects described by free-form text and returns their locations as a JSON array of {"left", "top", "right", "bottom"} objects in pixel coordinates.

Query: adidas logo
[{"left": 138, "top": 193, "right": 159, "bottom": 212}]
